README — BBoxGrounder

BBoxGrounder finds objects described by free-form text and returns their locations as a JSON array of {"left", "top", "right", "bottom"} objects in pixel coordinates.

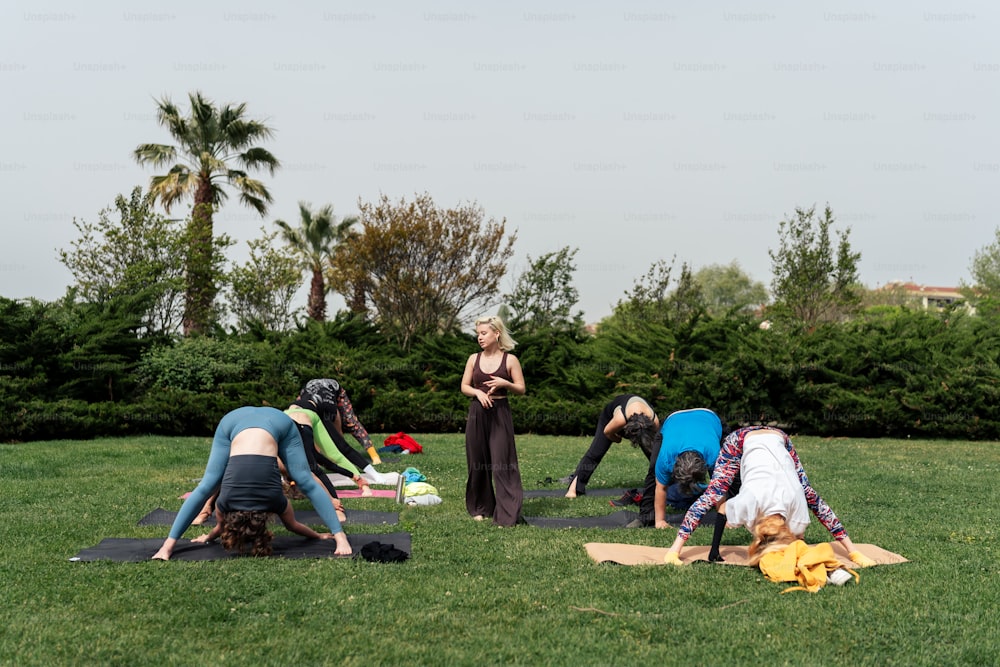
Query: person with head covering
[
  {"left": 297, "top": 378, "right": 383, "bottom": 464},
  {"left": 288, "top": 379, "right": 398, "bottom": 486}
]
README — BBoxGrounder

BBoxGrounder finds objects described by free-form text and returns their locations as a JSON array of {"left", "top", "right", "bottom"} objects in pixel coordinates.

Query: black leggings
[
  {"left": 708, "top": 474, "right": 742, "bottom": 562},
  {"left": 295, "top": 424, "right": 341, "bottom": 499},
  {"left": 290, "top": 398, "right": 372, "bottom": 471},
  {"left": 570, "top": 401, "right": 623, "bottom": 493},
  {"left": 320, "top": 416, "right": 371, "bottom": 471}
]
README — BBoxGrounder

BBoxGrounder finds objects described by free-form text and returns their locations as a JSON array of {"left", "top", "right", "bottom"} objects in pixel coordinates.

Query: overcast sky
[{"left": 2, "top": 1, "right": 996, "bottom": 323}]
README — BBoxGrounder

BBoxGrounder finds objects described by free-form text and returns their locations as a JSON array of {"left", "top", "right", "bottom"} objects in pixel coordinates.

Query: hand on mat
[
  {"left": 664, "top": 551, "right": 684, "bottom": 566},
  {"left": 849, "top": 550, "right": 877, "bottom": 568},
  {"left": 190, "top": 534, "right": 213, "bottom": 544}
]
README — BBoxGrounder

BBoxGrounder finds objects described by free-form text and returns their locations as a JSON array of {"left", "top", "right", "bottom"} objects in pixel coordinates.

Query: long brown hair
[
  {"left": 219, "top": 510, "right": 274, "bottom": 557},
  {"left": 747, "top": 514, "right": 798, "bottom": 566}
]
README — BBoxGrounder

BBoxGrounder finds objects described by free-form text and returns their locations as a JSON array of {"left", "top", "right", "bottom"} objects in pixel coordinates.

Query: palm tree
[
  {"left": 276, "top": 202, "right": 357, "bottom": 322},
  {"left": 134, "top": 91, "right": 280, "bottom": 335}
]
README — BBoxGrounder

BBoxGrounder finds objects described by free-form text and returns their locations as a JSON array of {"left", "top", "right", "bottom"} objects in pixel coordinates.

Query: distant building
[{"left": 881, "top": 281, "right": 971, "bottom": 312}]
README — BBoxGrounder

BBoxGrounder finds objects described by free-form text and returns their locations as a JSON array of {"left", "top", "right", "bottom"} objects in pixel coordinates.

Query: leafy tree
[
  {"left": 330, "top": 192, "right": 516, "bottom": 350},
  {"left": 276, "top": 202, "right": 357, "bottom": 322},
  {"left": 608, "top": 257, "right": 704, "bottom": 331},
  {"left": 504, "top": 246, "right": 584, "bottom": 333},
  {"left": 664, "top": 262, "right": 705, "bottom": 328},
  {"left": 134, "top": 91, "right": 280, "bottom": 335},
  {"left": 58, "top": 187, "right": 188, "bottom": 336},
  {"left": 693, "top": 261, "right": 768, "bottom": 316},
  {"left": 612, "top": 257, "right": 676, "bottom": 330},
  {"left": 768, "top": 204, "right": 861, "bottom": 326},
  {"left": 964, "top": 226, "right": 1000, "bottom": 315},
  {"left": 226, "top": 228, "right": 302, "bottom": 332}
]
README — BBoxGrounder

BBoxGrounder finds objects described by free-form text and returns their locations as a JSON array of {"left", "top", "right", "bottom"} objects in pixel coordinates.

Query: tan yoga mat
[{"left": 584, "top": 541, "right": 908, "bottom": 567}]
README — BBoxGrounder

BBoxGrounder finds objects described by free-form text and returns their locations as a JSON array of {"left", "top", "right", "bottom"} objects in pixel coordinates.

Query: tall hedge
[{"left": 3, "top": 297, "right": 998, "bottom": 441}]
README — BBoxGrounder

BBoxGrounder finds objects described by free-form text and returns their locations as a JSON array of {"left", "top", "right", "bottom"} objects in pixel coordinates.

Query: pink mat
[{"left": 336, "top": 488, "right": 396, "bottom": 499}]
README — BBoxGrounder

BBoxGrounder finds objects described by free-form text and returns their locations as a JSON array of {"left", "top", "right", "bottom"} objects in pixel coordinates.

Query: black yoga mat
[
  {"left": 523, "top": 487, "right": 631, "bottom": 499},
  {"left": 137, "top": 507, "right": 398, "bottom": 527},
  {"left": 70, "top": 532, "right": 412, "bottom": 562},
  {"left": 524, "top": 510, "right": 717, "bottom": 529}
]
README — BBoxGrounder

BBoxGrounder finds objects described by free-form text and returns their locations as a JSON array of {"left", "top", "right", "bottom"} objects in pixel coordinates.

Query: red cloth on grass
[{"left": 383, "top": 432, "right": 423, "bottom": 454}]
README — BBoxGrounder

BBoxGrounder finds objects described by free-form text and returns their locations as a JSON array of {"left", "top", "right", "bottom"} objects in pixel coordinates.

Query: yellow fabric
[{"left": 757, "top": 540, "right": 857, "bottom": 593}]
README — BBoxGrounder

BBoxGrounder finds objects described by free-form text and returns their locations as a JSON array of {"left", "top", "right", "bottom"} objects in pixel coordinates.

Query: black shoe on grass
[{"left": 609, "top": 489, "right": 642, "bottom": 507}]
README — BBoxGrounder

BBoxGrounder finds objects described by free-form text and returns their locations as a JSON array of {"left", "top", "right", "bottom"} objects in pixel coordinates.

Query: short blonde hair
[{"left": 474, "top": 315, "right": 518, "bottom": 351}]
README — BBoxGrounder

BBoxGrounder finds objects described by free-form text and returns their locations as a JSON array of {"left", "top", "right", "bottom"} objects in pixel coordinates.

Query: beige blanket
[{"left": 584, "top": 541, "right": 908, "bottom": 567}]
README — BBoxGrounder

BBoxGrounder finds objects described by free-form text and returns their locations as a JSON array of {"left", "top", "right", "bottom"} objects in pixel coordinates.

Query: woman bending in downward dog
[
  {"left": 152, "top": 406, "right": 352, "bottom": 560},
  {"left": 295, "top": 378, "right": 391, "bottom": 469},
  {"left": 565, "top": 395, "right": 661, "bottom": 498},
  {"left": 662, "top": 426, "right": 876, "bottom": 568},
  {"left": 283, "top": 405, "right": 377, "bottom": 496},
  {"left": 188, "top": 418, "right": 349, "bottom": 528}
]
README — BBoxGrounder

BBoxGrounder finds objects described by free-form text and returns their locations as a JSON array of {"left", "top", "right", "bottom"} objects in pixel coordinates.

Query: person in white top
[{"left": 720, "top": 429, "right": 811, "bottom": 537}]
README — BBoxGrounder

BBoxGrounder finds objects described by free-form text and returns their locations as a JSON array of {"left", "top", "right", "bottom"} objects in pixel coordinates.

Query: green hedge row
[{"left": 2, "top": 298, "right": 998, "bottom": 441}]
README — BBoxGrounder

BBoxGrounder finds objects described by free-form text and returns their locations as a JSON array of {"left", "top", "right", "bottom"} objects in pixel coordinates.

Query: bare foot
[
  {"left": 472, "top": 515, "right": 486, "bottom": 521},
  {"left": 151, "top": 541, "right": 173, "bottom": 560},
  {"left": 333, "top": 532, "right": 352, "bottom": 556},
  {"left": 564, "top": 477, "right": 578, "bottom": 498}
]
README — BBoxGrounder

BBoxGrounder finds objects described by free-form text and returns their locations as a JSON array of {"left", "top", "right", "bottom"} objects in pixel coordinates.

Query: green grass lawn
[{"left": 1, "top": 432, "right": 997, "bottom": 666}]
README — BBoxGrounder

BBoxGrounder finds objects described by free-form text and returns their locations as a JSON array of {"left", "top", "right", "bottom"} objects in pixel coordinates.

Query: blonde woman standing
[{"left": 460, "top": 315, "right": 526, "bottom": 526}]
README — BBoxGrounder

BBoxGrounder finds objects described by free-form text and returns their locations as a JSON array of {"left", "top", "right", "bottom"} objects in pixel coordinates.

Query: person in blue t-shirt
[{"left": 626, "top": 408, "right": 723, "bottom": 529}]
